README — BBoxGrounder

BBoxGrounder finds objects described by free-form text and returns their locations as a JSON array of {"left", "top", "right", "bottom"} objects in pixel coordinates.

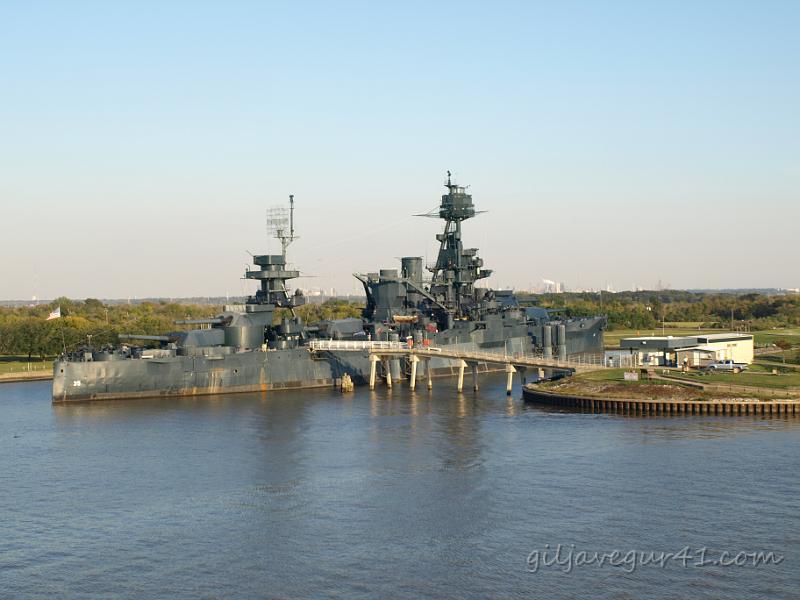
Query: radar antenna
[{"left": 266, "top": 194, "right": 298, "bottom": 259}]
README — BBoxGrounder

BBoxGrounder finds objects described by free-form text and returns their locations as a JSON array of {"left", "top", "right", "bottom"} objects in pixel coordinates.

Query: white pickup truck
[{"left": 704, "top": 360, "right": 748, "bottom": 373}]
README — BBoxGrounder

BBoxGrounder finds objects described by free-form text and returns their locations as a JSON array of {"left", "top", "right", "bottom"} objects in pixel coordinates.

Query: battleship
[{"left": 52, "top": 175, "right": 605, "bottom": 402}]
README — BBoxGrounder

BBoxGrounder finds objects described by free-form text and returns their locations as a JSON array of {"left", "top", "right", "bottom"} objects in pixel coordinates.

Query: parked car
[{"left": 704, "top": 360, "right": 748, "bottom": 374}]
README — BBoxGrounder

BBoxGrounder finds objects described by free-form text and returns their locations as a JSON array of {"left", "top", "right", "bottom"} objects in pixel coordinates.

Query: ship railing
[{"left": 308, "top": 340, "right": 408, "bottom": 352}]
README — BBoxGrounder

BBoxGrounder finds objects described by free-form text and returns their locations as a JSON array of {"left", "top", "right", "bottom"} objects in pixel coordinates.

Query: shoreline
[{"left": 0, "top": 372, "right": 53, "bottom": 384}]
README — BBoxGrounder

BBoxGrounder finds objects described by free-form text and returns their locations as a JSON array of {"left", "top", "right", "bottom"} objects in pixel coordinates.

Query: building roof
[
  {"left": 619, "top": 336, "right": 699, "bottom": 350},
  {"left": 675, "top": 345, "right": 716, "bottom": 354},
  {"left": 619, "top": 333, "right": 753, "bottom": 351},
  {"left": 695, "top": 333, "right": 753, "bottom": 343}
]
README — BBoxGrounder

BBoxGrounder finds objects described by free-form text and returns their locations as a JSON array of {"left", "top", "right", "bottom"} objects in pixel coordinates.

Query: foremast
[{"left": 423, "top": 171, "right": 492, "bottom": 323}]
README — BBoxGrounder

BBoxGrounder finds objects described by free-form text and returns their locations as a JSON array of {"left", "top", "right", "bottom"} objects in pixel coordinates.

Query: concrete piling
[
  {"left": 409, "top": 355, "right": 419, "bottom": 391},
  {"left": 383, "top": 360, "right": 392, "bottom": 388},
  {"left": 505, "top": 364, "right": 516, "bottom": 395},
  {"left": 425, "top": 358, "right": 433, "bottom": 390},
  {"left": 456, "top": 360, "right": 466, "bottom": 393},
  {"left": 369, "top": 355, "right": 379, "bottom": 390}
]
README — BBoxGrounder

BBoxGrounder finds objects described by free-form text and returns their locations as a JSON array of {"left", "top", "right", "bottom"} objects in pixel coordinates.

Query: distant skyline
[{"left": 1, "top": 1, "right": 798, "bottom": 300}]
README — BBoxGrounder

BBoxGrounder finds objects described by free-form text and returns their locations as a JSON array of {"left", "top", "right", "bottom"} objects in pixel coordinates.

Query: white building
[{"left": 610, "top": 333, "right": 754, "bottom": 368}]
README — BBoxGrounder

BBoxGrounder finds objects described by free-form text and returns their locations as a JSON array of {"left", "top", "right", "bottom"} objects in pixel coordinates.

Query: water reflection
[{"left": 523, "top": 403, "right": 800, "bottom": 441}]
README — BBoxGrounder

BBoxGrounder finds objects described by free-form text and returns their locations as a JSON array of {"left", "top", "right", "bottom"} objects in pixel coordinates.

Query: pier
[{"left": 308, "top": 340, "right": 608, "bottom": 394}]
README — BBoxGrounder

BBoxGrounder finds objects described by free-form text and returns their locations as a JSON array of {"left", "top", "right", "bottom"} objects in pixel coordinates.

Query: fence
[
  {"left": 701, "top": 382, "right": 800, "bottom": 399},
  {"left": 0, "top": 361, "right": 52, "bottom": 374}
]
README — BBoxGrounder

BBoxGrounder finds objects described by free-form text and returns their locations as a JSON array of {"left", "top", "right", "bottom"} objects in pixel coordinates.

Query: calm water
[{"left": 1, "top": 377, "right": 798, "bottom": 599}]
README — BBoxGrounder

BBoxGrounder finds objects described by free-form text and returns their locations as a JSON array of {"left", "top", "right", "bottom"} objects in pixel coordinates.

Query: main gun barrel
[
  {"left": 174, "top": 319, "right": 225, "bottom": 325},
  {"left": 118, "top": 334, "right": 173, "bottom": 342}
]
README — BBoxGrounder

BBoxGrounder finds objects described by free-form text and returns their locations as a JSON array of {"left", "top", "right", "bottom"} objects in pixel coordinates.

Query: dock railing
[
  {"left": 308, "top": 340, "right": 408, "bottom": 352},
  {"left": 308, "top": 340, "right": 609, "bottom": 372}
]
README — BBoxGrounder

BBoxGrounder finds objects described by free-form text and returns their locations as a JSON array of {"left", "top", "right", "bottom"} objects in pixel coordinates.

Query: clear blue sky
[{"left": 1, "top": 1, "right": 798, "bottom": 299}]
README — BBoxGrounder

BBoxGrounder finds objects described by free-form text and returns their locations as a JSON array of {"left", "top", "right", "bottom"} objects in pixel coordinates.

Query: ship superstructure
[{"left": 354, "top": 173, "right": 605, "bottom": 357}]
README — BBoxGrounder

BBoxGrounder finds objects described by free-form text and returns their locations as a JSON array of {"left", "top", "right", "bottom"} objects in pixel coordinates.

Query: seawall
[{"left": 522, "top": 385, "right": 800, "bottom": 416}]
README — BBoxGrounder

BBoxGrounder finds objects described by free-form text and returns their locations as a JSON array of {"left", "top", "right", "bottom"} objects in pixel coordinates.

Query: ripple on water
[{"left": 0, "top": 379, "right": 798, "bottom": 599}]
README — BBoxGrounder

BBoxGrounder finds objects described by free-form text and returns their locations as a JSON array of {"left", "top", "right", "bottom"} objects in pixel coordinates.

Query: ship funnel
[{"left": 401, "top": 257, "right": 423, "bottom": 286}]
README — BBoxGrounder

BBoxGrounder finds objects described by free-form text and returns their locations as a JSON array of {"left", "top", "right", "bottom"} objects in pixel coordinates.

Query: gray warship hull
[{"left": 52, "top": 335, "right": 532, "bottom": 403}]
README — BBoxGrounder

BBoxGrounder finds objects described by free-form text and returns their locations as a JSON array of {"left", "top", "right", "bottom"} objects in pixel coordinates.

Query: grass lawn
[
  {"left": 752, "top": 328, "right": 800, "bottom": 347},
  {"left": 562, "top": 368, "right": 694, "bottom": 388},
  {"left": 540, "top": 368, "right": 717, "bottom": 400},
  {"left": 667, "top": 368, "right": 800, "bottom": 389},
  {"left": 757, "top": 351, "right": 800, "bottom": 366},
  {"left": 542, "top": 367, "right": 799, "bottom": 401},
  {"left": 577, "top": 368, "right": 627, "bottom": 382}
]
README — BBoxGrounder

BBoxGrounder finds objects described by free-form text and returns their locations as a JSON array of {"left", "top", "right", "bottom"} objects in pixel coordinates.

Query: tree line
[
  {"left": 2, "top": 292, "right": 798, "bottom": 360},
  {"left": 0, "top": 297, "right": 362, "bottom": 360},
  {"left": 537, "top": 290, "right": 800, "bottom": 330}
]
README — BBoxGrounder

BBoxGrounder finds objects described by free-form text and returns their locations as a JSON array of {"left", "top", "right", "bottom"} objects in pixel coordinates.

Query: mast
[
  {"left": 245, "top": 195, "right": 303, "bottom": 310},
  {"left": 271, "top": 194, "right": 297, "bottom": 259},
  {"left": 289, "top": 194, "right": 295, "bottom": 250},
  {"left": 421, "top": 171, "right": 490, "bottom": 320}
]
